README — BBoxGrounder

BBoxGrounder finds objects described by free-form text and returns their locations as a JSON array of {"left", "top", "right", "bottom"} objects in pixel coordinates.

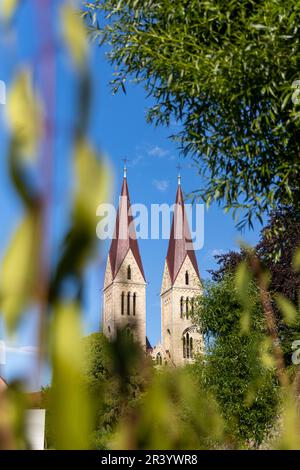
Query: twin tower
[{"left": 102, "top": 170, "right": 204, "bottom": 366}]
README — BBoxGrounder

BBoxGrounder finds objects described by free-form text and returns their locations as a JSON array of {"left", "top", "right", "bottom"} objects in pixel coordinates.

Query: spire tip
[
  {"left": 122, "top": 157, "right": 129, "bottom": 178},
  {"left": 176, "top": 163, "right": 182, "bottom": 185}
]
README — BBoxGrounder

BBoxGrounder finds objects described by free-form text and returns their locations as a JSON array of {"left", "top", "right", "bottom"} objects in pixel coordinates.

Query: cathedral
[{"left": 102, "top": 167, "right": 204, "bottom": 367}]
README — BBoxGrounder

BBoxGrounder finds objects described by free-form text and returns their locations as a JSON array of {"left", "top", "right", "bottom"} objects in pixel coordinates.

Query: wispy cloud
[
  {"left": 130, "top": 155, "right": 144, "bottom": 166},
  {"left": 153, "top": 179, "right": 169, "bottom": 192},
  {"left": 148, "top": 146, "right": 169, "bottom": 158}
]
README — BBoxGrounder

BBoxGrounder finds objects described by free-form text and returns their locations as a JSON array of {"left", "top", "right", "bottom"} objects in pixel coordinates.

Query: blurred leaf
[
  {"left": 111, "top": 369, "right": 223, "bottom": 450},
  {"left": 293, "top": 246, "right": 300, "bottom": 272},
  {"left": 61, "top": 4, "right": 88, "bottom": 68},
  {"left": 240, "top": 310, "right": 250, "bottom": 335},
  {"left": 8, "top": 136, "right": 38, "bottom": 209},
  {"left": 0, "top": 0, "right": 18, "bottom": 20},
  {"left": 235, "top": 261, "right": 252, "bottom": 306},
  {"left": 235, "top": 261, "right": 253, "bottom": 334},
  {"left": 0, "top": 211, "right": 40, "bottom": 333},
  {"left": 50, "top": 301, "right": 92, "bottom": 449},
  {"left": 74, "top": 139, "right": 110, "bottom": 230},
  {"left": 275, "top": 294, "right": 298, "bottom": 326},
  {"left": 260, "top": 337, "right": 275, "bottom": 369},
  {"left": 0, "top": 382, "right": 27, "bottom": 450},
  {"left": 277, "top": 390, "right": 300, "bottom": 449},
  {"left": 7, "top": 70, "right": 42, "bottom": 159},
  {"left": 49, "top": 142, "right": 110, "bottom": 303}
]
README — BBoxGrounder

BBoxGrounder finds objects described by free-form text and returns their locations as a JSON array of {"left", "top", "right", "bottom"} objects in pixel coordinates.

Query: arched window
[
  {"left": 191, "top": 298, "right": 194, "bottom": 316},
  {"left": 186, "top": 297, "right": 189, "bottom": 319},
  {"left": 180, "top": 297, "right": 184, "bottom": 318},
  {"left": 127, "top": 265, "right": 131, "bottom": 280},
  {"left": 185, "top": 271, "right": 189, "bottom": 285},
  {"left": 186, "top": 332, "right": 190, "bottom": 358},
  {"left": 156, "top": 353, "right": 162, "bottom": 366},
  {"left": 121, "top": 292, "right": 125, "bottom": 316},
  {"left": 183, "top": 336, "right": 186, "bottom": 358},
  {"left": 133, "top": 292, "right": 136, "bottom": 316},
  {"left": 183, "top": 332, "right": 193, "bottom": 359},
  {"left": 127, "top": 292, "right": 131, "bottom": 316}
]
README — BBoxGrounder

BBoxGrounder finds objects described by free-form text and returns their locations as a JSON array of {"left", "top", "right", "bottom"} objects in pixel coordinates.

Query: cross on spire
[
  {"left": 176, "top": 163, "right": 182, "bottom": 185},
  {"left": 122, "top": 157, "right": 129, "bottom": 178}
]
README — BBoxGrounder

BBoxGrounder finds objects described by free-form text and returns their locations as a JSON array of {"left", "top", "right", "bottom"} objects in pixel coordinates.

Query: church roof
[
  {"left": 166, "top": 181, "right": 200, "bottom": 284},
  {"left": 146, "top": 337, "right": 152, "bottom": 352},
  {"left": 109, "top": 176, "right": 146, "bottom": 281}
]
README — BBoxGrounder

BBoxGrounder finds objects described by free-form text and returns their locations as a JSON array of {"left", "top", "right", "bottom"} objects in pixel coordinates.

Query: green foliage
[
  {"left": 82, "top": 331, "right": 152, "bottom": 449},
  {"left": 197, "top": 275, "right": 264, "bottom": 338},
  {"left": 44, "top": 331, "right": 224, "bottom": 450},
  {"left": 2, "top": 0, "right": 300, "bottom": 451},
  {"left": 112, "top": 368, "right": 223, "bottom": 450},
  {"left": 203, "top": 335, "right": 278, "bottom": 447},
  {"left": 86, "top": 0, "right": 300, "bottom": 227},
  {"left": 193, "top": 275, "right": 279, "bottom": 446},
  {"left": 210, "top": 208, "right": 300, "bottom": 365},
  {"left": 83, "top": 332, "right": 110, "bottom": 384}
]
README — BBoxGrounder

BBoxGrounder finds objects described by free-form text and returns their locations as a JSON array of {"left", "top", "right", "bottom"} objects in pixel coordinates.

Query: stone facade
[
  {"left": 102, "top": 173, "right": 204, "bottom": 367},
  {"left": 102, "top": 249, "right": 146, "bottom": 347},
  {"left": 160, "top": 256, "right": 204, "bottom": 366}
]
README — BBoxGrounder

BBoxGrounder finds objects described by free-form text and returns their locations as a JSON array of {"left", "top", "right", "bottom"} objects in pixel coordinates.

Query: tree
[
  {"left": 82, "top": 332, "right": 152, "bottom": 449},
  {"left": 193, "top": 275, "right": 279, "bottom": 447},
  {"left": 256, "top": 208, "right": 300, "bottom": 303},
  {"left": 210, "top": 207, "right": 300, "bottom": 363},
  {"left": 85, "top": 0, "right": 300, "bottom": 228},
  {"left": 43, "top": 332, "right": 152, "bottom": 449}
]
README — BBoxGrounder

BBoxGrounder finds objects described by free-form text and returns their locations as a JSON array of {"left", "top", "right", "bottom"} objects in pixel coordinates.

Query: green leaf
[
  {"left": 292, "top": 246, "right": 300, "bottom": 272},
  {"left": 235, "top": 261, "right": 252, "bottom": 307},
  {"left": 275, "top": 294, "right": 298, "bottom": 326},
  {"left": 0, "top": 212, "right": 40, "bottom": 332},
  {"left": 0, "top": 0, "right": 18, "bottom": 20},
  {"left": 61, "top": 4, "right": 88, "bottom": 68},
  {"left": 74, "top": 139, "right": 110, "bottom": 230},
  {"left": 7, "top": 70, "right": 42, "bottom": 160},
  {"left": 259, "top": 337, "right": 275, "bottom": 369},
  {"left": 240, "top": 310, "right": 250, "bottom": 335},
  {"left": 50, "top": 301, "right": 92, "bottom": 449}
]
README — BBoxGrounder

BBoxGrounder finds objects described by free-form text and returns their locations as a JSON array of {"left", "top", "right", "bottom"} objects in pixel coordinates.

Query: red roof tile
[
  {"left": 166, "top": 183, "right": 200, "bottom": 284},
  {"left": 109, "top": 177, "right": 146, "bottom": 281}
]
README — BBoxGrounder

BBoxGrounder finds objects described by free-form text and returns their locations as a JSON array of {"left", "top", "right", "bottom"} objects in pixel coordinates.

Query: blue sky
[{"left": 0, "top": 1, "right": 263, "bottom": 389}]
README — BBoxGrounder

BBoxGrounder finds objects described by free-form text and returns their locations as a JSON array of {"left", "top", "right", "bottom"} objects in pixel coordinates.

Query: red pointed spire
[
  {"left": 109, "top": 175, "right": 146, "bottom": 281},
  {"left": 166, "top": 180, "right": 200, "bottom": 284}
]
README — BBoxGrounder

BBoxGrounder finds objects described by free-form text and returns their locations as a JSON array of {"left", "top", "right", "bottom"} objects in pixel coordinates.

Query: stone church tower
[
  {"left": 102, "top": 168, "right": 147, "bottom": 347},
  {"left": 158, "top": 176, "right": 204, "bottom": 366}
]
